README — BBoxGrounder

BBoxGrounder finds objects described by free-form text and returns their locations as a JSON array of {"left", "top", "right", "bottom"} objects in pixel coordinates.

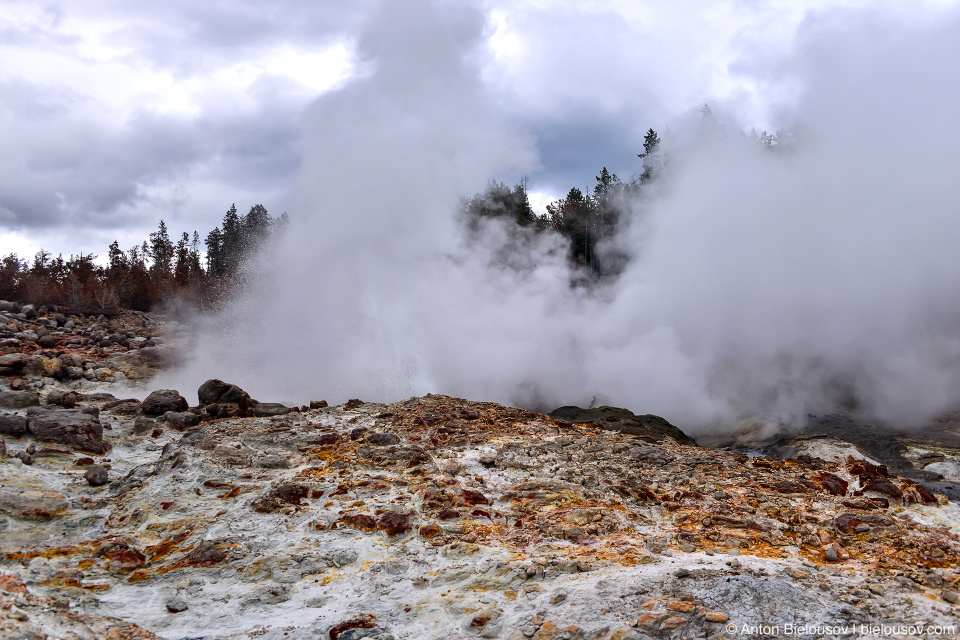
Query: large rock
[
  {"left": 197, "top": 379, "right": 259, "bottom": 417},
  {"left": 26, "top": 407, "right": 110, "bottom": 454},
  {"left": 252, "top": 403, "right": 294, "bottom": 417},
  {"left": 0, "top": 353, "right": 39, "bottom": 377},
  {"left": 548, "top": 405, "right": 696, "bottom": 445},
  {"left": 137, "top": 344, "right": 182, "bottom": 368},
  {"left": 44, "top": 390, "right": 83, "bottom": 408},
  {"left": 0, "top": 414, "right": 26, "bottom": 437},
  {"left": 142, "top": 389, "right": 188, "bottom": 415},
  {"left": 103, "top": 399, "right": 143, "bottom": 415},
  {"left": 37, "top": 334, "right": 57, "bottom": 348},
  {"left": 160, "top": 411, "right": 199, "bottom": 429},
  {"left": 0, "top": 391, "right": 39, "bottom": 408},
  {"left": 198, "top": 379, "right": 252, "bottom": 406}
]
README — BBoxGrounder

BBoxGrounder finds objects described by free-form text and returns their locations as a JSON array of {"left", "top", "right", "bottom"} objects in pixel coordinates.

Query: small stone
[
  {"left": 681, "top": 544, "right": 696, "bottom": 553},
  {"left": 675, "top": 568, "right": 691, "bottom": 578},
  {"left": 924, "top": 572, "right": 944, "bottom": 588},
  {"left": 705, "top": 612, "right": 728, "bottom": 623},
  {"left": 478, "top": 452, "right": 497, "bottom": 466},
  {"left": 133, "top": 416, "right": 155, "bottom": 435},
  {"left": 16, "top": 451, "right": 32, "bottom": 465},
  {"left": 549, "top": 592, "right": 567, "bottom": 604},
  {"left": 942, "top": 591, "right": 958, "bottom": 604},
  {"left": 704, "top": 548, "right": 715, "bottom": 556},
  {"left": 728, "top": 549, "right": 740, "bottom": 556},
  {"left": 84, "top": 465, "right": 109, "bottom": 486},
  {"left": 660, "top": 616, "right": 686, "bottom": 629},
  {"left": 165, "top": 598, "right": 188, "bottom": 613},
  {"left": 667, "top": 600, "right": 696, "bottom": 613},
  {"left": 310, "top": 400, "right": 328, "bottom": 409},
  {"left": 825, "top": 546, "right": 840, "bottom": 562},
  {"left": 26, "top": 443, "right": 35, "bottom": 454},
  {"left": 364, "top": 432, "right": 400, "bottom": 446},
  {"left": 931, "top": 548, "right": 945, "bottom": 558},
  {"left": 784, "top": 567, "right": 810, "bottom": 580}
]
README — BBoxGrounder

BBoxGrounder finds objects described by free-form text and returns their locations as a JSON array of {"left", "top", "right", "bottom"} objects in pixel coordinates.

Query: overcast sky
[{"left": 1, "top": 0, "right": 956, "bottom": 261}]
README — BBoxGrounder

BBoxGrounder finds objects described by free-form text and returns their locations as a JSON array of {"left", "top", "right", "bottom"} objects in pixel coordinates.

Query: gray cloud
[{"left": 0, "top": 0, "right": 367, "bottom": 251}]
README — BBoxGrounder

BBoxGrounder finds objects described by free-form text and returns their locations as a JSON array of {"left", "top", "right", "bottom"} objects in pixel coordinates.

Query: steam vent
[{"left": 0, "top": 308, "right": 956, "bottom": 639}]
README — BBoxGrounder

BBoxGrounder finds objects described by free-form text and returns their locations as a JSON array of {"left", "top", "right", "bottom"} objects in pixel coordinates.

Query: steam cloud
[{"left": 165, "top": 1, "right": 960, "bottom": 436}]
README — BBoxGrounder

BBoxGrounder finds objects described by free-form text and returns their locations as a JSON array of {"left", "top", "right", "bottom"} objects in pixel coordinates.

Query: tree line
[
  {"left": 459, "top": 126, "right": 664, "bottom": 277},
  {"left": 461, "top": 106, "right": 787, "bottom": 278},
  {"left": 0, "top": 204, "right": 287, "bottom": 314},
  {"left": 2, "top": 106, "right": 786, "bottom": 313}
]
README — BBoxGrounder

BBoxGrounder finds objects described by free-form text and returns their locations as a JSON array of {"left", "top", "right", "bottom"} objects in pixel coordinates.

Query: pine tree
[
  {"left": 174, "top": 232, "right": 191, "bottom": 285},
  {"left": 205, "top": 227, "right": 225, "bottom": 277},
  {"left": 638, "top": 129, "right": 662, "bottom": 181},
  {"left": 594, "top": 167, "right": 621, "bottom": 196},
  {"left": 221, "top": 204, "right": 243, "bottom": 275},
  {"left": 148, "top": 220, "right": 174, "bottom": 276},
  {"left": 189, "top": 231, "right": 203, "bottom": 274}
]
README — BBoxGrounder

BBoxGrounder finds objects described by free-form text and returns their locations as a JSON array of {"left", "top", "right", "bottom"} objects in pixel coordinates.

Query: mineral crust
[{"left": 0, "top": 391, "right": 957, "bottom": 639}]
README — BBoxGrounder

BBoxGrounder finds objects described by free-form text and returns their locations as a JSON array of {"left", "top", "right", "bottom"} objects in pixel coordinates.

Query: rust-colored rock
[
  {"left": 341, "top": 513, "right": 377, "bottom": 531},
  {"left": 328, "top": 614, "right": 376, "bottom": 640},
  {"left": 460, "top": 489, "right": 490, "bottom": 506},
  {"left": 835, "top": 513, "right": 895, "bottom": 534},
  {"left": 184, "top": 540, "right": 225, "bottom": 567},
  {"left": 376, "top": 511, "right": 412, "bottom": 537}
]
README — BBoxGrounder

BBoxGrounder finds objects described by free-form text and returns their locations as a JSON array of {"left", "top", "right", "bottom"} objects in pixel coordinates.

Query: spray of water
[{"left": 161, "top": 1, "right": 960, "bottom": 437}]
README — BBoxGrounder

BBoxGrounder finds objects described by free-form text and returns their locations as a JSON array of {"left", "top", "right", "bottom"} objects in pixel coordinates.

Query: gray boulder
[
  {"left": 548, "top": 405, "right": 696, "bottom": 445},
  {"left": 103, "top": 399, "right": 142, "bottom": 415},
  {"left": 160, "top": 411, "right": 199, "bottom": 429},
  {"left": 198, "top": 379, "right": 252, "bottom": 405},
  {"left": 26, "top": 407, "right": 110, "bottom": 454},
  {"left": 142, "top": 389, "right": 188, "bottom": 416},
  {"left": 252, "top": 403, "right": 294, "bottom": 417},
  {"left": 0, "top": 414, "right": 27, "bottom": 437},
  {"left": 0, "top": 353, "right": 39, "bottom": 376},
  {"left": 44, "top": 390, "right": 83, "bottom": 408},
  {"left": 133, "top": 416, "right": 156, "bottom": 435},
  {"left": 84, "top": 464, "right": 109, "bottom": 486},
  {"left": 37, "top": 334, "right": 57, "bottom": 348},
  {"left": 0, "top": 391, "right": 39, "bottom": 409}
]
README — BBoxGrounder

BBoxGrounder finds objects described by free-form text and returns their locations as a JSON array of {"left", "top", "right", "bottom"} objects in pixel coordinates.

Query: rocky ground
[{"left": 0, "top": 302, "right": 958, "bottom": 639}]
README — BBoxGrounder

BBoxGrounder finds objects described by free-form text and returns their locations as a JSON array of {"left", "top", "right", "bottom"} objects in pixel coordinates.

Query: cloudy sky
[{"left": 0, "top": 0, "right": 956, "bottom": 261}]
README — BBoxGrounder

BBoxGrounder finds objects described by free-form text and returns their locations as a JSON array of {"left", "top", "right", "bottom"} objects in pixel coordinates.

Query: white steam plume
[{"left": 165, "top": 2, "right": 960, "bottom": 436}]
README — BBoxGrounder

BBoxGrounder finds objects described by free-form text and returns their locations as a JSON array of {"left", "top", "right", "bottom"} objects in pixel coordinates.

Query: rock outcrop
[
  {"left": 25, "top": 406, "right": 109, "bottom": 454},
  {"left": 0, "top": 392, "right": 956, "bottom": 639},
  {"left": 548, "top": 405, "right": 697, "bottom": 445},
  {"left": 0, "top": 303, "right": 956, "bottom": 638}
]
